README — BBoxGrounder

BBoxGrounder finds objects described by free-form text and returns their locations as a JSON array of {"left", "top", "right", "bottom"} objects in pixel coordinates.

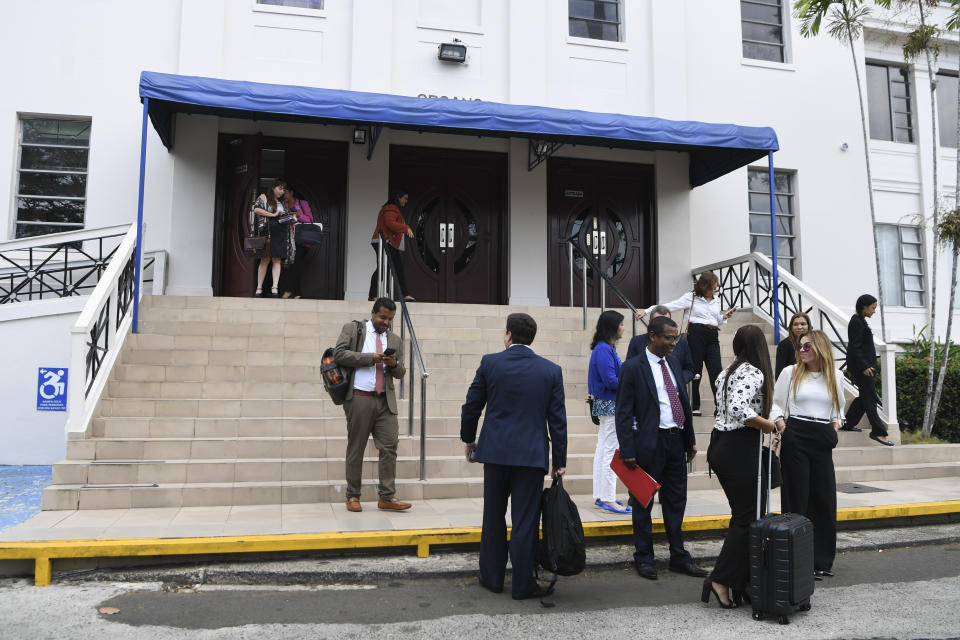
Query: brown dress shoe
[
  {"left": 377, "top": 497, "right": 412, "bottom": 511},
  {"left": 345, "top": 497, "right": 362, "bottom": 512}
]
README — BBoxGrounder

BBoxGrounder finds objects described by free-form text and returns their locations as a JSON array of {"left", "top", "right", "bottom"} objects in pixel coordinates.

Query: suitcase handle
[{"left": 756, "top": 428, "right": 774, "bottom": 521}]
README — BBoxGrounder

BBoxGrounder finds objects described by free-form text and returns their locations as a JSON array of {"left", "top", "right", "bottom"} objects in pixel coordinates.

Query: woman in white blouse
[
  {"left": 771, "top": 329, "right": 844, "bottom": 579},
  {"left": 637, "top": 272, "right": 735, "bottom": 416},
  {"left": 703, "top": 325, "right": 777, "bottom": 609}
]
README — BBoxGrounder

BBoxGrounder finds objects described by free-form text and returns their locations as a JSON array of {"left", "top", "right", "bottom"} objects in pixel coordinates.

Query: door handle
[
  {"left": 447, "top": 223, "right": 455, "bottom": 249},
  {"left": 439, "top": 223, "right": 447, "bottom": 249},
  {"left": 600, "top": 231, "right": 607, "bottom": 256},
  {"left": 592, "top": 229, "right": 599, "bottom": 256}
]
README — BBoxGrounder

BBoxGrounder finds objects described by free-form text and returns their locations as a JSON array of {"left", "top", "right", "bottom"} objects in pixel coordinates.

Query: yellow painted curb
[{"left": 1, "top": 500, "right": 957, "bottom": 587}]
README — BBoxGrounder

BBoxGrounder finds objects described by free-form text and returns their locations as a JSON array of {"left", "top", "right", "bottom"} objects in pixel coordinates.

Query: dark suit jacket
[
  {"left": 626, "top": 334, "right": 696, "bottom": 386},
  {"left": 333, "top": 320, "right": 405, "bottom": 414},
  {"left": 846, "top": 314, "right": 879, "bottom": 374},
  {"left": 615, "top": 349, "right": 695, "bottom": 470},
  {"left": 460, "top": 345, "right": 567, "bottom": 473}
]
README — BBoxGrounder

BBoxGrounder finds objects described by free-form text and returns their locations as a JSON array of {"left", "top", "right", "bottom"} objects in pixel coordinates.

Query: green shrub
[{"left": 896, "top": 355, "right": 960, "bottom": 443}]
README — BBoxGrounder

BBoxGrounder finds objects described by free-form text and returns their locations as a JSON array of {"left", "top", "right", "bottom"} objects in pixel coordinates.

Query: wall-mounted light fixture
[
  {"left": 352, "top": 127, "right": 368, "bottom": 145},
  {"left": 438, "top": 39, "right": 467, "bottom": 63}
]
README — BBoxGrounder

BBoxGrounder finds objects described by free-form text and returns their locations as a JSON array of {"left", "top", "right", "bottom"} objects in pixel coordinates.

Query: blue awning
[{"left": 139, "top": 71, "right": 778, "bottom": 187}]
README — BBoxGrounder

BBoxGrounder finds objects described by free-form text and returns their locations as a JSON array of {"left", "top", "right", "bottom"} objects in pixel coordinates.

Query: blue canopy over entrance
[
  {"left": 132, "top": 71, "right": 784, "bottom": 339},
  {"left": 139, "top": 71, "right": 778, "bottom": 188}
]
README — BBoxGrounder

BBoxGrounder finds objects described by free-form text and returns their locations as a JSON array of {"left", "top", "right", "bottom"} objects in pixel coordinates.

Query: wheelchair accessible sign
[{"left": 37, "top": 368, "right": 68, "bottom": 411}]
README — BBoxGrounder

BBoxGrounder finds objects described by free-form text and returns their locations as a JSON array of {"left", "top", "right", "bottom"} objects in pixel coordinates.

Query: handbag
[
  {"left": 243, "top": 235, "right": 266, "bottom": 258},
  {"left": 586, "top": 396, "right": 600, "bottom": 426},
  {"left": 295, "top": 222, "right": 324, "bottom": 246}
]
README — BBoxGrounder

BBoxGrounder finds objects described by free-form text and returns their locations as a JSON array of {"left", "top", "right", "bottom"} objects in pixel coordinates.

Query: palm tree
[
  {"left": 794, "top": 0, "right": 889, "bottom": 343},
  {"left": 881, "top": 0, "right": 942, "bottom": 433}
]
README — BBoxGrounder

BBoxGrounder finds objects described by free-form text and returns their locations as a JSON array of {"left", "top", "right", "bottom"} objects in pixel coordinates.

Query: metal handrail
[
  {"left": 377, "top": 233, "right": 430, "bottom": 480},
  {"left": 567, "top": 239, "right": 647, "bottom": 335}
]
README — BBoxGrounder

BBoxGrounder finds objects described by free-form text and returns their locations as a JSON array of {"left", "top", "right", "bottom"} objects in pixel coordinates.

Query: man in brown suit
[{"left": 333, "top": 297, "right": 411, "bottom": 512}]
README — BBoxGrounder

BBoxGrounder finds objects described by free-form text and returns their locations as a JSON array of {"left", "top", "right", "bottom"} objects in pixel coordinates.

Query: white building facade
[{"left": 1, "top": 0, "right": 956, "bottom": 463}]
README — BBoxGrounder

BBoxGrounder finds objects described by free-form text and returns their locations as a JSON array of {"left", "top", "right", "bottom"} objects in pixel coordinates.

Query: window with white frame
[
  {"left": 866, "top": 63, "right": 914, "bottom": 143},
  {"left": 740, "top": 0, "right": 786, "bottom": 63},
  {"left": 256, "top": 0, "right": 323, "bottom": 9},
  {"left": 936, "top": 72, "right": 957, "bottom": 148},
  {"left": 569, "top": 0, "right": 621, "bottom": 42},
  {"left": 15, "top": 117, "right": 90, "bottom": 239},
  {"left": 748, "top": 168, "right": 797, "bottom": 274},
  {"left": 876, "top": 224, "right": 924, "bottom": 307}
]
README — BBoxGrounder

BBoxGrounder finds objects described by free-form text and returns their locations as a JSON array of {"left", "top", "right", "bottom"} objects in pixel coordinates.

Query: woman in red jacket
[{"left": 369, "top": 189, "right": 415, "bottom": 301}]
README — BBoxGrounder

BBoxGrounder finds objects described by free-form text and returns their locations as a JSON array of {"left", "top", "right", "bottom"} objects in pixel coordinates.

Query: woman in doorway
[
  {"left": 279, "top": 188, "right": 316, "bottom": 299},
  {"left": 369, "top": 189, "right": 415, "bottom": 302},
  {"left": 843, "top": 294, "right": 893, "bottom": 444},
  {"left": 704, "top": 324, "right": 777, "bottom": 608},
  {"left": 587, "top": 310, "right": 630, "bottom": 515},
  {"left": 772, "top": 329, "right": 844, "bottom": 579},
  {"left": 253, "top": 179, "right": 294, "bottom": 297},
  {"left": 775, "top": 311, "right": 811, "bottom": 379},
  {"left": 637, "top": 272, "right": 736, "bottom": 415}
]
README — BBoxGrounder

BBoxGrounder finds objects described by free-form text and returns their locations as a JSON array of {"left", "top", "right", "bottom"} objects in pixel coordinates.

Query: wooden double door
[
  {"left": 547, "top": 158, "right": 657, "bottom": 307},
  {"left": 213, "top": 135, "right": 347, "bottom": 299},
  {"left": 389, "top": 146, "right": 507, "bottom": 304}
]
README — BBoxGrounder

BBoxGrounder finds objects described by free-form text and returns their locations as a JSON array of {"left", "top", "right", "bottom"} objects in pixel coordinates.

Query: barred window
[
  {"left": 748, "top": 168, "right": 797, "bottom": 275},
  {"left": 867, "top": 64, "right": 914, "bottom": 143},
  {"left": 15, "top": 117, "right": 90, "bottom": 239},
  {"left": 741, "top": 0, "right": 785, "bottom": 63},
  {"left": 569, "top": 0, "right": 621, "bottom": 42},
  {"left": 877, "top": 224, "right": 925, "bottom": 307},
  {"left": 257, "top": 0, "right": 323, "bottom": 9}
]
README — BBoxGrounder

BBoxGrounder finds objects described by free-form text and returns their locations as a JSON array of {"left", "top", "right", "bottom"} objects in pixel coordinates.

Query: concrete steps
[{"left": 43, "top": 296, "right": 960, "bottom": 510}]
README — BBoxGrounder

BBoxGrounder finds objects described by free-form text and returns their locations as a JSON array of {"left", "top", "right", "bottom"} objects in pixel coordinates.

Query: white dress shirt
[
  {"left": 352, "top": 320, "right": 386, "bottom": 392},
  {"left": 647, "top": 292, "right": 726, "bottom": 327},
  {"left": 645, "top": 347, "right": 680, "bottom": 430},
  {"left": 771, "top": 365, "right": 844, "bottom": 423}
]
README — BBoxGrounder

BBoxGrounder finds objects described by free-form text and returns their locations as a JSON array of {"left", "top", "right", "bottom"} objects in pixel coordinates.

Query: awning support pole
[
  {"left": 133, "top": 98, "right": 149, "bottom": 334},
  {"left": 768, "top": 151, "right": 781, "bottom": 343}
]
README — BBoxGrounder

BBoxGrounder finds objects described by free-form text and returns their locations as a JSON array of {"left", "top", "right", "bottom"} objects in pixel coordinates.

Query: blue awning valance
[{"left": 139, "top": 71, "right": 778, "bottom": 187}]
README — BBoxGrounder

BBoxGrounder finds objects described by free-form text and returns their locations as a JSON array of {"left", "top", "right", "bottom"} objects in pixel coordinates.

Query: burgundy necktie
[
  {"left": 375, "top": 332, "right": 385, "bottom": 393},
  {"left": 659, "top": 359, "right": 686, "bottom": 427}
]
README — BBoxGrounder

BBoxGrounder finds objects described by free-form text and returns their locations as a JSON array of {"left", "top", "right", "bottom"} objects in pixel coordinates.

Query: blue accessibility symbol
[{"left": 37, "top": 367, "right": 68, "bottom": 411}]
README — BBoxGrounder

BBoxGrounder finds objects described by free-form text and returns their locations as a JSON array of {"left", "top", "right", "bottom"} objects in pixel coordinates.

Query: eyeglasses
[
  {"left": 798, "top": 343, "right": 813, "bottom": 352},
  {"left": 658, "top": 334, "right": 679, "bottom": 343}
]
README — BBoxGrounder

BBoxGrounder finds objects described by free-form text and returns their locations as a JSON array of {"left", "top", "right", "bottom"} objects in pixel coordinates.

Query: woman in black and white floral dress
[
  {"left": 702, "top": 325, "right": 778, "bottom": 609},
  {"left": 253, "top": 178, "right": 296, "bottom": 297}
]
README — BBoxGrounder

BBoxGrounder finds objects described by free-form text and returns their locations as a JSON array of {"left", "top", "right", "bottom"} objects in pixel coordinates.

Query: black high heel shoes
[{"left": 701, "top": 578, "right": 737, "bottom": 609}]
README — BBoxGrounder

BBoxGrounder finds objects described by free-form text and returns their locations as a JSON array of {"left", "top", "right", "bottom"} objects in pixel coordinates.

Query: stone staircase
[{"left": 42, "top": 296, "right": 960, "bottom": 510}]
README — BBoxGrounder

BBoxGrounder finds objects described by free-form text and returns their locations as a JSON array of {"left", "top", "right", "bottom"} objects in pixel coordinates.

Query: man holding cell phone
[{"left": 334, "top": 297, "right": 411, "bottom": 513}]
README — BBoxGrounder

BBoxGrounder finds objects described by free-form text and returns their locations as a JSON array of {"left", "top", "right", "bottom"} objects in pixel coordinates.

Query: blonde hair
[{"left": 790, "top": 330, "right": 842, "bottom": 416}]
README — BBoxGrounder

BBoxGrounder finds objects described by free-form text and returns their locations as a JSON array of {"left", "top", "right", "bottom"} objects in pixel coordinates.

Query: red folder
[{"left": 610, "top": 449, "right": 661, "bottom": 509}]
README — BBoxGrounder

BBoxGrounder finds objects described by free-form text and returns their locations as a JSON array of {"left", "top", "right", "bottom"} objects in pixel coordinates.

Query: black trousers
[
  {"left": 844, "top": 370, "right": 887, "bottom": 438},
  {"left": 781, "top": 417, "right": 838, "bottom": 572},
  {"left": 479, "top": 463, "right": 545, "bottom": 598},
  {"left": 686, "top": 324, "right": 722, "bottom": 411},
  {"left": 369, "top": 243, "right": 409, "bottom": 300},
  {"left": 628, "top": 428, "right": 692, "bottom": 567},
  {"left": 708, "top": 427, "right": 767, "bottom": 590}
]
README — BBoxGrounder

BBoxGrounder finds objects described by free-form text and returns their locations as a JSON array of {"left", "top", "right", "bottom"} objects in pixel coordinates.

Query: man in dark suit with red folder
[
  {"left": 615, "top": 316, "right": 707, "bottom": 581},
  {"left": 461, "top": 313, "right": 567, "bottom": 600}
]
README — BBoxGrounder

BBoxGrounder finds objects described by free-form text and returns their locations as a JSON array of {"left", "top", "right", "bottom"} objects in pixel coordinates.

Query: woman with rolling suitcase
[
  {"left": 703, "top": 325, "right": 778, "bottom": 608},
  {"left": 772, "top": 329, "right": 845, "bottom": 578}
]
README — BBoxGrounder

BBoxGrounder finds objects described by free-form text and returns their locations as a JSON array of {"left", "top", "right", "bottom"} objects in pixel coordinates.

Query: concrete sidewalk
[{"left": 2, "top": 476, "right": 958, "bottom": 543}]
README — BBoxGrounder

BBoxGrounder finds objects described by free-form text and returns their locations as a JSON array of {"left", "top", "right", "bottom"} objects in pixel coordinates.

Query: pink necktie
[
  {"left": 659, "top": 359, "right": 686, "bottom": 427},
  {"left": 375, "top": 332, "right": 385, "bottom": 393}
]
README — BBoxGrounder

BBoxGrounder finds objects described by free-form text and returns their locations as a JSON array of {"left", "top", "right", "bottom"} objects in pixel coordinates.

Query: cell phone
[{"left": 383, "top": 347, "right": 396, "bottom": 356}]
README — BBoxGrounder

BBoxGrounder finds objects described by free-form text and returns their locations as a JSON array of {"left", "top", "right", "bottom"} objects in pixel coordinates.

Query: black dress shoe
[
  {"left": 814, "top": 572, "right": 824, "bottom": 581},
  {"left": 869, "top": 433, "right": 895, "bottom": 446},
  {"left": 635, "top": 563, "right": 658, "bottom": 580},
  {"left": 512, "top": 584, "right": 554, "bottom": 600},
  {"left": 478, "top": 577, "right": 503, "bottom": 594},
  {"left": 669, "top": 561, "right": 708, "bottom": 578},
  {"left": 839, "top": 425, "right": 863, "bottom": 432},
  {"left": 815, "top": 569, "right": 834, "bottom": 578}
]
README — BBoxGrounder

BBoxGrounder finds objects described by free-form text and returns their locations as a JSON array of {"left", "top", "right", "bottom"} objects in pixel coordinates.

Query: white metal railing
[
  {"left": 692, "top": 252, "right": 897, "bottom": 429},
  {"left": 65, "top": 224, "right": 166, "bottom": 436}
]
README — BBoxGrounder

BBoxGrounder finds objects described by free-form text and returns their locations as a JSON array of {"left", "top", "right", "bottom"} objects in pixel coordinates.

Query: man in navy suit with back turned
[
  {"left": 616, "top": 315, "right": 707, "bottom": 581},
  {"left": 461, "top": 312, "right": 567, "bottom": 600}
]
